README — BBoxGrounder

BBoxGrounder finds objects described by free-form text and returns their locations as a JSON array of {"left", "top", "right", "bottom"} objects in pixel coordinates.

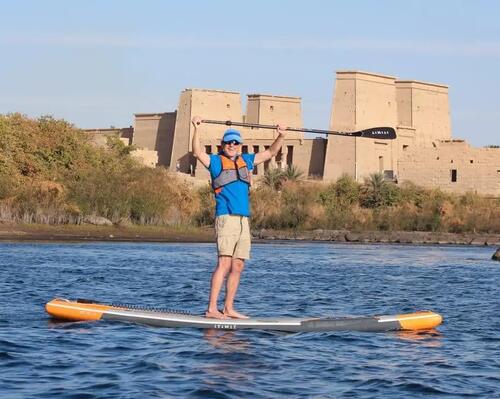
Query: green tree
[{"left": 361, "top": 172, "right": 401, "bottom": 208}]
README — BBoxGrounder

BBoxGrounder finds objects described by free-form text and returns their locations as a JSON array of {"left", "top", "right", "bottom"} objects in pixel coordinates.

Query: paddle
[{"left": 201, "top": 119, "right": 397, "bottom": 140}]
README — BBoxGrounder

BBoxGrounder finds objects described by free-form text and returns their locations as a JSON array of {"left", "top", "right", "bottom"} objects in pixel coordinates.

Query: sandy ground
[{"left": 0, "top": 223, "right": 214, "bottom": 243}]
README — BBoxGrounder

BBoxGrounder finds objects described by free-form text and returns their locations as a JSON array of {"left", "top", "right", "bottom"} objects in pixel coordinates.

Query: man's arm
[
  {"left": 254, "top": 124, "right": 287, "bottom": 166},
  {"left": 191, "top": 116, "right": 210, "bottom": 168}
]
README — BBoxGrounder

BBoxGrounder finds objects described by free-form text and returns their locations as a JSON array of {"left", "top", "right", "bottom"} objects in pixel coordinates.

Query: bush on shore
[
  {"left": 1, "top": 114, "right": 498, "bottom": 233},
  {"left": 0, "top": 114, "right": 196, "bottom": 225},
  {"left": 249, "top": 172, "right": 499, "bottom": 233}
]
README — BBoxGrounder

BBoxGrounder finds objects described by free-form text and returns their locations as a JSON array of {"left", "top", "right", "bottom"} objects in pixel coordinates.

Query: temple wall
[
  {"left": 247, "top": 94, "right": 300, "bottom": 125},
  {"left": 398, "top": 141, "right": 500, "bottom": 196},
  {"left": 323, "top": 71, "right": 455, "bottom": 185},
  {"left": 84, "top": 127, "right": 133, "bottom": 147},
  {"left": 323, "top": 71, "right": 398, "bottom": 182},
  {"left": 170, "top": 89, "right": 243, "bottom": 175},
  {"left": 395, "top": 80, "right": 451, "bottom": 147},
  {"left": 168, "top": 89, "right": 317, "bottom": 179},
  {"left": 131, "top": 149, "right": 158, "bottom": 168},
  {"left": 83, "top": 69, "right": 497, "bottom": 197},
  {"left": 133, "top": 112, "right": 176, "bottom": 167},
  {"left": 296, "top": 138, "right": 327, "bottom": 178}
]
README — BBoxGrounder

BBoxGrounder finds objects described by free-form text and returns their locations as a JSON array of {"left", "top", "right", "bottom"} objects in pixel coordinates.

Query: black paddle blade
[{"left": 354, "top": 127, "right": 396, "bottom": 140}]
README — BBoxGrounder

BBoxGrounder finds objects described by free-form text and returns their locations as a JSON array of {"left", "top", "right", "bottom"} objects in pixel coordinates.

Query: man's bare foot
[
  {"left": 205, "top": 310, "right": 229, "bottom": 319},
  {"left": 223, "top": 308, "right": 250, "bottom": 319}
]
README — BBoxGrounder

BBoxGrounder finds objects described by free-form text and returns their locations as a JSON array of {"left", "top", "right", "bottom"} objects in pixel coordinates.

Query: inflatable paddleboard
[{"left": 45, "top": 298, "right": 442, "bottom": 332}]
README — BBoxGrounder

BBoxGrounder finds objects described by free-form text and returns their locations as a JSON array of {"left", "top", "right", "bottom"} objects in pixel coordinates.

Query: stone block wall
[
  {"left": 83, "top": 70, "right": 498, "bottom": 197},
  {"left": 395, "top": 80, "right": 451, "bottom": 147},
  {"left": 131, "top": 149, "right": 159, "bottom": 168},
  {"left": 398, "top": 141, "right": 500, "bottom": 196},
  {"left": 85, "top": 127, "right": 133, "bottom": 147},
  {"left": 168, "top": 88, "right": 319, "bottom": 179},
  {"left": 170, "top": 89, "right": 243, "bottom": 174},
  {"left": 323, "top": 71, "right": 398, "bottom": 182},
  {"left": 133, "top": 112, "right": 176, "bottom": 167},
  {"left": 323, "top": 71, "right": 453, "bottom": 185}
]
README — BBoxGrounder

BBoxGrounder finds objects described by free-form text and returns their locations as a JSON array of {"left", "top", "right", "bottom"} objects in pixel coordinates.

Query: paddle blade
[{"left": 355, "top": 127, "right": 397, "bottom": 140}]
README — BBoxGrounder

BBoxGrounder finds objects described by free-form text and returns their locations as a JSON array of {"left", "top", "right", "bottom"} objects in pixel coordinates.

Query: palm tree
[
  {"left": 283, "top": 165, "right": 303, "bottom": 181},
  {"left": 361, "top": 172, "right": 401, "bottom": 208},
  {"left": 262, "top": 165, "right": 304, "bottom": 190},
  {"left": 362, "top": 172, "right": 386, "bottom": 208},
  {"left": 365, "top": 172, "right": 386, "bottom": 192},
  {"left": 262, "top": 167, "right": 286, "bottom": 190}
]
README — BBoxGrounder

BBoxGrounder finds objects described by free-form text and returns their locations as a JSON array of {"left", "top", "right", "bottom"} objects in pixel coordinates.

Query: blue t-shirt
[{"left": 208, "top": 153, "right": 255, "bottom": 217}]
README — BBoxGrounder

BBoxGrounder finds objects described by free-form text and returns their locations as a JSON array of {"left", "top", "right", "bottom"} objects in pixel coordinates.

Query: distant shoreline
[
  {"left": 0, "top": 223, "right": 214, "bottom": 243},
  {"left": 0, "top": 223, "right": 498, "bottom": 246}
]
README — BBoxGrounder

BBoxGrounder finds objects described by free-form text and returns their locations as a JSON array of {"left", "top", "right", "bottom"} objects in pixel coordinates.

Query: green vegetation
[
  {"left": 0, "top": 113, "right": 196, "bottom": 225},
  {"left": 261, "top": 165, "right": 303, "bottom": 191},
  {"left": 251, "top": 174, "right": 500, "bottom": 233},
  {"left": 1, "top": 114, "right": 499, "bottom": 233}
]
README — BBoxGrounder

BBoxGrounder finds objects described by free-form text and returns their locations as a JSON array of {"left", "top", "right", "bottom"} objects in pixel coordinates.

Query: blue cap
[{"left": 222, "top": 128, "right": 243, "bottom": 143}]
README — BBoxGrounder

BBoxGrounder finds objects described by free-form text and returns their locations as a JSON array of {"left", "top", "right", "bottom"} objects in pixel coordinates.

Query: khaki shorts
[{"left": 215, "top": 215, "right": 251, "bottom": 260}]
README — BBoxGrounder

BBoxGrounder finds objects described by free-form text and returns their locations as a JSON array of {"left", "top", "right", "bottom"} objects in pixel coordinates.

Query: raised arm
[
  {"left": 191, "top": 116, "right": 210, "bottom": 168},
  {"left": 254, "top": 124, "right": 287, "bottom": 166}
]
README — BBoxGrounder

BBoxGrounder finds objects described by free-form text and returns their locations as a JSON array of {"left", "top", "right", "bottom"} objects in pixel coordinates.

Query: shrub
[
  {"left": 1, "top": 113, "right": 498, "bottom": 233},
  {"left": 360, "top": 173, "right": 402, "bottom": 208},
  {"left": 262, "top": 167, "right": 287, "bottom": 191},
  {"left": 261, "top": 166, "right": 304, "bottom": 191},
  {"left": 250, "top": 185, "right": 281, "bottom": 228},
  {"left": 127, "top": 168, "right": 195, "bottom": 225},
  {"left": 318, "top": 175, "right": 362, "bottom": 229},
  {"left": 193, "top": 184, "right": 216, "bottom": 226},
  {"left": 282, "top": 165, "right": 304, "bottom": 181},
  {"left": 278, "top": 181, "right": 317, "bottom": 229}
]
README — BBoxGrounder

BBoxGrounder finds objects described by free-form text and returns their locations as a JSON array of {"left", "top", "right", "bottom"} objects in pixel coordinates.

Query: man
[{"left": 191, "top": 116, "right": 286, "bottom": 319}]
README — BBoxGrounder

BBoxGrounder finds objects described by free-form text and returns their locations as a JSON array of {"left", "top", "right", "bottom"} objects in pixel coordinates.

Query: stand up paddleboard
[{"left": 46, "top": 298, "right": 442, "bottom": 333}]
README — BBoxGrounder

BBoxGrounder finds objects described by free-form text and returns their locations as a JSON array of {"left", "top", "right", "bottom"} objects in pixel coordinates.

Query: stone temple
[{"left": 86, "top": 70, "right": 500, "bottom": 196}]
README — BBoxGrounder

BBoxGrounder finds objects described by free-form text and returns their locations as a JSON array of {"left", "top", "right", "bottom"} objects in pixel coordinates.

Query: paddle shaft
[
  {"left": 203, "top": 119, "right": 347, "bottom": 135},
  {"left": 201, "top": 119, "right": 396, "bottom": 139}
]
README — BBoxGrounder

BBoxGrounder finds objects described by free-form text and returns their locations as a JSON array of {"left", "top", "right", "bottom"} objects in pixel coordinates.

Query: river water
[{"left": 0, "top": 241, "right": 499, "bottom": 398}]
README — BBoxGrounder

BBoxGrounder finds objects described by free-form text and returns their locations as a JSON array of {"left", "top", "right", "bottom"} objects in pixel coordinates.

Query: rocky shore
[
  {"left": 255, "top": 228, "right": 500, "bottom": 246},
  {"left": 0, "top": 223, "right": 498, "bottom": 246}
]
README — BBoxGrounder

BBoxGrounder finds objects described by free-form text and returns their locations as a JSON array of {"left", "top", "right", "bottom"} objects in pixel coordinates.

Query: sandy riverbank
[
  {"left": 0, "top": 223, "right": 498, "bottom": 246},
  {"left": 0, "top": 223, "right": 214, "bottom": 243}
]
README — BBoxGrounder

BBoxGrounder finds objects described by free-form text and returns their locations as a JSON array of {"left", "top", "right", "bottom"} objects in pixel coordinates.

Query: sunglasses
[{"left": 222, "top": 140, "right": 241, "bottom": 146}]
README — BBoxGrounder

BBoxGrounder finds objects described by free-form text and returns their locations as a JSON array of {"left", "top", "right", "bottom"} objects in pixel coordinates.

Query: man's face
[{"left": 222, "top": 140, "right": 240, "bottom": 158}]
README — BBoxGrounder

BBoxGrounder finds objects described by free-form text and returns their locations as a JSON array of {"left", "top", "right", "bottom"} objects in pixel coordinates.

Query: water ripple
[{"left": 0, "top": 242, "right": 498, "bottom": 398}]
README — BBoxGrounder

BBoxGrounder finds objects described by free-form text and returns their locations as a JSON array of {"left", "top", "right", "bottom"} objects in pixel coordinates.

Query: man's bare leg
[
  {"left": 206, "top": 256, "right": 232, "bottom": 319},
  {"left": 223, "top": 258, "right": 249, "bottom": 319}
]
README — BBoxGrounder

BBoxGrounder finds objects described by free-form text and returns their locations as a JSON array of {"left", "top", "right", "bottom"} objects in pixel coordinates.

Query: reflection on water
[
  {"left": 203, "top": 329, "right": 252, "bottom": 353},
  {"left": 395, "top": 329, "right": 443, "bottom": 346},
  {"left": 0, "top": 242, "right": 498, "bottom": 398}
]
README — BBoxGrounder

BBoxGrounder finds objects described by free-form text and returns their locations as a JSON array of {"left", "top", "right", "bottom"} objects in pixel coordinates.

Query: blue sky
[{"left": 1, "top": 0, "right": 499, "bottom": 146}]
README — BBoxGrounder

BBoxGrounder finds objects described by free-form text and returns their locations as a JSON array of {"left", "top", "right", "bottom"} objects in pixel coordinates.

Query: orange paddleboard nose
[
  {"left": 46, "top": 298, "right": 111, "bottom": 321},
  {"left": 395, "top": 311, "right": 443, "bottom": 330}
]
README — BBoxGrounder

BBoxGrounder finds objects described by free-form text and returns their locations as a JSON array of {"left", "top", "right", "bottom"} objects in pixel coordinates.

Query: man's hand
[
  {"left": 192, "top": 116, "right": 202, "bottom": 128},
  {"left": 191, "top": 115, "right": 210, "bottom": 168},
  {"left": 277, "top": 124, "right": 287, "bottom": 136},
  {"left": 255, "top": 122, "right": 287, "bottom": 166}
]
